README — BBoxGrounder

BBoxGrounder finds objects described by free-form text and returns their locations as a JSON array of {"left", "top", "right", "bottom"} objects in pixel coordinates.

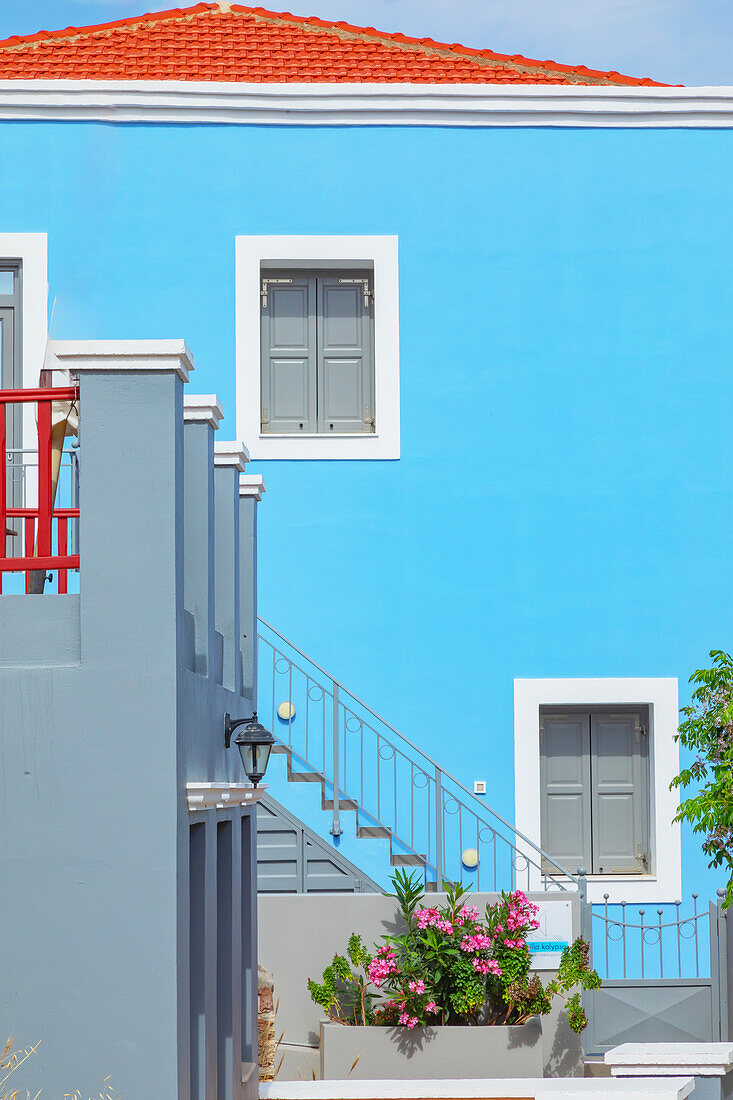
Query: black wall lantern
[{"left": 224, "top": 712, "right": 275, "bottom": 787}]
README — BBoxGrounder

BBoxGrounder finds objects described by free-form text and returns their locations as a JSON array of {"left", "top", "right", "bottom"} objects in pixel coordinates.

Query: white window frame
[
  {"left": 236, "top": 235, "right": 399, "bottom": 459},
  {"left": 0, "top": 234, "right": 48, "bottom": 455},
  {"left": 514, "top": 677, "right": 681, "bottom": 904}
]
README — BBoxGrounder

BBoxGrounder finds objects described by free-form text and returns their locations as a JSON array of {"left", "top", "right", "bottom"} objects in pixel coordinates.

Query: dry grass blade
[
  {"left": 273, "top": 1054, "right": 285, "bottom": 1080},
  {"left": 347, "top": 1054, "right": 361, "bottom": 1078}
]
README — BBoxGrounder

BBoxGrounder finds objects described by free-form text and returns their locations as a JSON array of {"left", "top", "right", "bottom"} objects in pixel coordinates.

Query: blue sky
[{"left": 0, "top": 0, "right": 731, "bottom": 86}]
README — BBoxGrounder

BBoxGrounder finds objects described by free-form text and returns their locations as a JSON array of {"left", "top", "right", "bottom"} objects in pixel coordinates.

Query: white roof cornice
[{"left": 0, "top": 81, "right": 732, "bottom": 127}]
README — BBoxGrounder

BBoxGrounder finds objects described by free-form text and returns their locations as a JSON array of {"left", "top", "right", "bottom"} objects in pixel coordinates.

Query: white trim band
[
  {"left": 214, "top": 440, "right": 250, "bottom": 470},
  {"left": 186, "top": 781, "right": 266, "bottom": 811},
  {"left": 0, "top": 81, "right": 732, "bottom": 127},
  {"left": 183, "top": 393, "right": 224, "bottom": 428},
  {"left": 49, "top": 338, "right": 194, "bottom": 381},
  {"left": 261, "top": 1078, "right": 696, "bottom": 1100}
]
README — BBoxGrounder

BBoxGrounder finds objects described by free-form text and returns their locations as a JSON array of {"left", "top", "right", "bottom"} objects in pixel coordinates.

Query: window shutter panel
[
  {"left": 316, "top": 275, "right": 374, "bottom": 433},
  {"left": 590, "top": 712, "right": 649, "bottom": 874},
  {"left": 540, "top": 713, "right": 592, "bottom": 874},
  {"left": 261, "top": 277, "right": 317, "bottom": 433}
]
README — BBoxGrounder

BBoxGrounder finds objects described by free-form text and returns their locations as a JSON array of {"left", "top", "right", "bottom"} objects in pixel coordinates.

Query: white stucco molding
[
  {"left": 239, "top": 474, "right": 266, "bottom": 501},
  {"left": 186, "top": 781, "right": 266, "bottom": 812},
  {"left": 513, "top": 677, "right": 681, "bottom": 904},
  {"left": 0, "top": 81, "right": 732, "bottom": 127},
  {"left": 236, "top": 234, "right": 400, "bottom": 460},
  {"left": 183, "top": 393, "right": 224, "bottom": 428},
  {"left": 214, "top": 441, "right": 250, "bottom": 470},
  {"left": 606, "top": 1044, "right": 733, "bottom": 1078},
  {"left": 0, "top": 233, "right": 47, "bottom": 389},
  {"left": 49, "top": 338, "right": 194, "bottom": 381}
]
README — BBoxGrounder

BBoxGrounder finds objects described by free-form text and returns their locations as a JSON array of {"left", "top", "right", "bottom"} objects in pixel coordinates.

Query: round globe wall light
[
  {"left": 277, "top": 701, "right": 296, "bottom": 722},
  {"left": 462, "top": 847, "right": 479, "bottom": 871}
]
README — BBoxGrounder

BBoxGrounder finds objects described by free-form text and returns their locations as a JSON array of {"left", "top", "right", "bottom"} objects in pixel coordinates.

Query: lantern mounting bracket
[{"left": 224, "top": 711, "right": 254, "bottom": 749}]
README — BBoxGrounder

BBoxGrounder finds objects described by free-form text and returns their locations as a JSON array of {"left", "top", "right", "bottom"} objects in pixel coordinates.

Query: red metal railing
[{"left": 0, "top": 386, "right": 80, "bottom": 594}]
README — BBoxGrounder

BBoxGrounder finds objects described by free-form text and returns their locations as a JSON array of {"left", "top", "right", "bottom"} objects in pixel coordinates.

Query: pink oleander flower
[
  {"left": 398, "top": 1012, "right": 419, "bottom": 1029},
  {"left": 408, "top": 979, "right": 426, "bottom": 994},
  {"left": 415, "top": 908, "right": 452, "bottom": 934},
  {"left": 460, "top": 933, "right": 493, "bottom": 953},
  {"left": 473, "top": 958, "right": 502, "bottom": 976},
  {"left": 454, "top": 904, "right": 480, "bottom": 926},
  {"left": 502, "top": 938, "right": 527, "bottom": 950},
  {"left": 368, "top": 946, "right": 399, "bottom": 988},
  {"left": 426, "top": 1001, "right": 440, "bottom": 1014}
]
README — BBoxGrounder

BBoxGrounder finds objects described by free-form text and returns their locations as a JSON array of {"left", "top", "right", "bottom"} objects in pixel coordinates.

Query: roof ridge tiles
[{"left": 0, "top": 0, "right": 672, "bottom": 87}]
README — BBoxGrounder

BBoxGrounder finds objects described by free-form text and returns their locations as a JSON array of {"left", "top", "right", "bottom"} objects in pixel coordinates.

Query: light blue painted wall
[{"left": 1, "top": 120, "right": 732, "bottom": 899}]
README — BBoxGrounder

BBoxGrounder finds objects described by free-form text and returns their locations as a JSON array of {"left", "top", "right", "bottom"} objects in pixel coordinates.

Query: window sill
[{"left": 259, "top": 432, "right": 379, "bottom": 440}]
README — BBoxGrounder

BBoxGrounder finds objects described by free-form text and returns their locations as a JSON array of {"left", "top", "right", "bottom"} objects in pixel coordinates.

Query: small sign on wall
[{"left": 526, "top": 898, "right": 573, "bottom": 968}]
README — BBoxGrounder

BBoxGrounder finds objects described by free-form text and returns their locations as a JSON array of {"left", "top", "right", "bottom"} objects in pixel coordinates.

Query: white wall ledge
[
  {"left": 214, "top": 441, "right": 250, "bottom": 470},
  {"left": 183, "top": 393, "right": 224, "bottom": 428},
  {"left": 261, "top": 1077, "right": 695, "bottom": 1099},
  {"left": 0, "top": 81, "right": 733, "bottom": 127},
  {"left": 239, "top": 474, "right": 266, "bottom": 500},
  {"left": 48, "top": 339, "right": 194, "bottom": 381},
  {"left": 186, "top": 782, "right": 266, "bottom": 811},
  {"left": 606, "top": 1044, "right": 733, "bottom": 1077}
]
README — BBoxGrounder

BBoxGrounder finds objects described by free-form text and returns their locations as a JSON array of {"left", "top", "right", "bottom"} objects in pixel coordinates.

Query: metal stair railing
[{"left": 258, "top": 618, "right": 580, "bottom": 893}]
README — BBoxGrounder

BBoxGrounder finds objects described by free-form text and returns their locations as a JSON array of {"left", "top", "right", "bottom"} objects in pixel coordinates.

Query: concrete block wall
[{"left": 0, "top": 342, "right": 265, "bottom": 1100}]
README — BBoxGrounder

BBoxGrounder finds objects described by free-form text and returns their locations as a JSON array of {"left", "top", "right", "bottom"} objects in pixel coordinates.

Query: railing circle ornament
[
  {"left": 307, "top": 683, "right": 325, "bottom": 702},
  {"left": 412, "top": 770, "right": 429, "bottom": 790},
  {"left": 345, "top": 715, "right": 362, "bottom": 734},
  {"left": 378, "top": 743, "right": 396, "bottom": 762},
  {"left": 274, "top": 656, "right": 291, "bottom": 675},
  {"left": 444, "top": 796, "right": 460, "bottom": 817}
]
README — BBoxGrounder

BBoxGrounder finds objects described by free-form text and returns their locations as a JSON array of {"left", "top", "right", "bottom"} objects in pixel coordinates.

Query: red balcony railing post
[{"left": 0, "top": 385, "right": 80, "bottom": 593}]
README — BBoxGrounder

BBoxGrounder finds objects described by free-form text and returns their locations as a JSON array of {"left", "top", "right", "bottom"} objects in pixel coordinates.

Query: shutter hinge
[
  {"left": 338, "top": 277, "right": 372, "bottom": 308},
  {"left": 636, "top": 844, "right": 649, "bottom": 872},
  {"left": 634, "top": 723, "right": 647, "bottom": 742},
  {"left": 261, "top": 277, "right": 292, "bottom": 308},
  {"left": 363, "top": 406, "right": 375, "bottom": 432},
  {"left": 261, "top": 406, "right": 269, "bottom": 432}
]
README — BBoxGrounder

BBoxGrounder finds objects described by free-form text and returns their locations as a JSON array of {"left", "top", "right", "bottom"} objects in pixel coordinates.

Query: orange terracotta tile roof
[{"left": 0, "top": 2, "right": 668, "bottom": 85}]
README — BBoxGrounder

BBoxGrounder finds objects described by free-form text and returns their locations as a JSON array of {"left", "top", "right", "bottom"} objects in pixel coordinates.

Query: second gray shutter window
[
  {"left": 540, "top": 712, "right": 592, "bottom": 874},
  {"left": 317, "top": 276, "right": 374, "bottom": 433},
  {"left": 261, "top": 277, "right": 317, "bottom": 433},
  {"left": 590, "top": 712, "right": 649, "bottom": 874}
]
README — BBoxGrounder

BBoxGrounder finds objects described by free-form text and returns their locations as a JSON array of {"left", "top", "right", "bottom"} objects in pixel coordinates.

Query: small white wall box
[{"left": 474, "top": 780, "right": 487, "bottom": 795}]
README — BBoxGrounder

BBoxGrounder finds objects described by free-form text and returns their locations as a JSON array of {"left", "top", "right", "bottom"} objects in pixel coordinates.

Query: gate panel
[{"left": 584, "top": 979, "right": 715, "bottom": 1056}]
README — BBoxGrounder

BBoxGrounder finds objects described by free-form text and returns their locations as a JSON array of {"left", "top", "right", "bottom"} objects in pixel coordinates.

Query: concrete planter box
[{"left": 319, "top": 1018, "right": 544, "bottom": 1081}]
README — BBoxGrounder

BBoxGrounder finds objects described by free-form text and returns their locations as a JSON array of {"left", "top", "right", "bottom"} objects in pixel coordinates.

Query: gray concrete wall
[
  {"left": 258, "top": 891, "right": 582, "bottom": 1082},
  {"left": 0, "top": 351, "right": 262, "bottom": 1100}
]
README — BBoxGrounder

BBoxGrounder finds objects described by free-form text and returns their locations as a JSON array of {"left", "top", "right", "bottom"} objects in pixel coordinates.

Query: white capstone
[
  {"left": 183, "top": 393, "right": 224, "bottom": 428},
  {"left": 214, "top": 440, "right": 250, "bottom": 470},
  {"left": 239, "top": 474, "right": 266, "bottom": 500},
  {"left": 48, "top": 339, "right": 194, "bottom": 381},
  {"left": 606, "top": 1044, "right": 733, "bottom": 1077}
]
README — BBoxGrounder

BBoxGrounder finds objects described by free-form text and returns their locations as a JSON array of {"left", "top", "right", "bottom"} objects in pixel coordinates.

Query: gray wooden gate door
[
  {"left": 256, "top": 794, "right": 380, "bottom": 894},
  {"left": 583, "top": 894, "right": 729, "bottom": 1056}
]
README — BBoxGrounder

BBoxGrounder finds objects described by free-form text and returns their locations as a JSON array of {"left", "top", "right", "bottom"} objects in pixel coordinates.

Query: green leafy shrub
[
  {"left": 671, "top": 650, "right": 733, "bottom": 909},
  {"left": 307, "top": 870, "right": 601, "bottom": 1032}
]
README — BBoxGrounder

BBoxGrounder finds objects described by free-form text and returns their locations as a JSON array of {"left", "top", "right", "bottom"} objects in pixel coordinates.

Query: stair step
[
  {"left": 322, "top": 798, "right": 358, "bottom": 812},
  {"left": 288, "top": 771, "right": 324, "bottom": 784},
  {"left": 390, "top": 853, "right": 426, "bottom": 867},
  {"left": 271, "top": 743, "right": 291, "bottom": 755},
  {"left": 357, "top": 826, "right": 391, "bottom": 839}
]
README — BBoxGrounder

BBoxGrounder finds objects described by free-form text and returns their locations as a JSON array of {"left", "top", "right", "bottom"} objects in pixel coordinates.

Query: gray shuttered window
[
  {"left": 261, "top": 269, "right": 374, "bottom": 435},
  {"left": 540, "top": 707, "right": 650, "bottom": 875}
]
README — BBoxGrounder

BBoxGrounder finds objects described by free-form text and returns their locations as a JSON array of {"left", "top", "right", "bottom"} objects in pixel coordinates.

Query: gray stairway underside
[{"left": 256, "top": 791, "right": 380, "bottom": 894}]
